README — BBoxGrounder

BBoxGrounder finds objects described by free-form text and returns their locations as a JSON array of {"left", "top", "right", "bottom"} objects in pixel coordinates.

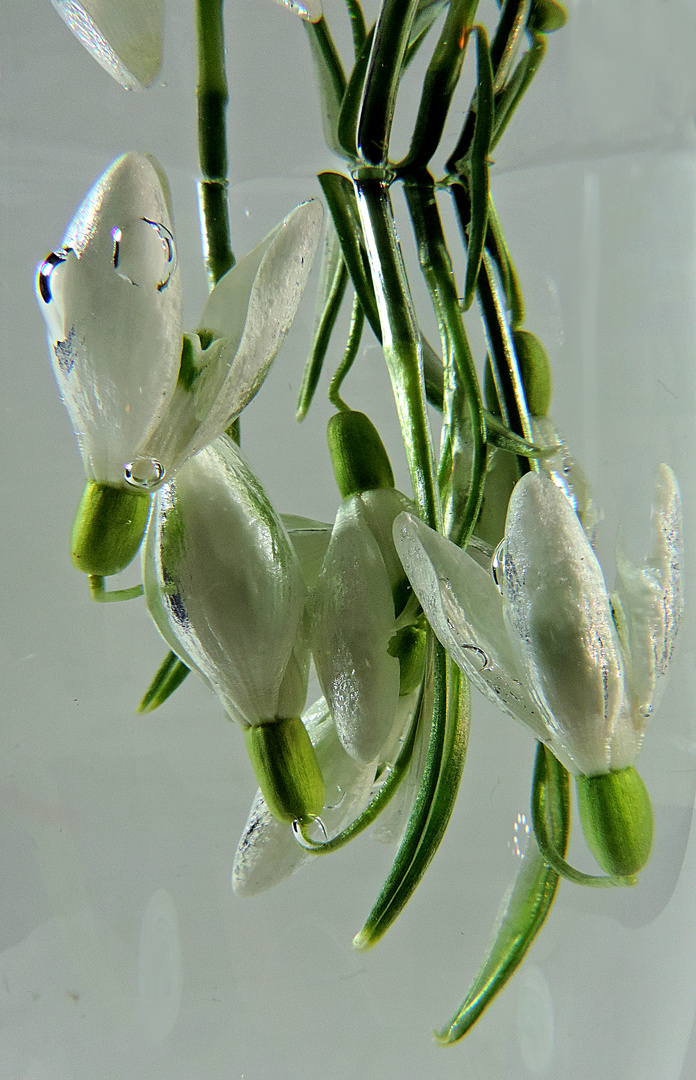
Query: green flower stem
[
  {"left": 356, "top": 0, "right": 421, "bottom": 165},
  {"left": 294, "top": 669, "right": 426, "bottom": 854},
  {"left": 319, "top": 170, "right": 446, "bottom": 411},
  {"left": 296, "top": 249, "right": 350, "bottom": 420},
  {"left": 436, "top": 742, "right": 566, "bottom": 1045},
  {"left": 355, "top": 653, "right": 469, "bottom": 950},
  {"left": 353, "top": 172, "right": 440, "bottom": 529},
  {"left": 328, "top": 293, "right": 366, "bottom": 411},
  {"left": 305, "top": 17, "right": 348, "bottom": 156},
  {"left": 88, "top": 575, "right": 144, "bottom": 602},
  {"left": 138, "top": 650, "right": 191, "bottom": 713},
  {"left": 531, "top": 751, "right": 637, "bottom": 888},
  {"left": 403, "top": 174, "right": 486, "bottom": 549},
  {"left": 397, "top": 0, "right": 480, "bottom": 171},
  {"left": 196, "top": 0, "right": 235, "bottom": 286}
]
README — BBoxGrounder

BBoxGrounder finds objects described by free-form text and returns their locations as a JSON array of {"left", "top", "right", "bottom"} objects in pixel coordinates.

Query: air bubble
[
  {"left": 124, "top": 457, "right": 166, "bottom": 490},
  {"left": 37, "top": 250, "right": 68, "bottom": 304},
  {"left": 512, "top": 811, "right": 531, "bottom": 859},
  {"left": 111, "top": 218, "right": 176, "bottom": 292}
]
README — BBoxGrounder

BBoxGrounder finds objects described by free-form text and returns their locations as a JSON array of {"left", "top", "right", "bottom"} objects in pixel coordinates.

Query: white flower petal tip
[
  {"left": 232, "top": 701, "right": 373, "bottom": 897},
  {"left": 613, "top": 464, "right": 683, "bottom": 720},
  {"left": 51, "top": 0, "right": 164, "bottom": 89},
  {"left": 36, "top": 152, "right": 182, "bottom": 487},
  {"left": 271, "top": 0, "right": 323, "bottom": 23}
]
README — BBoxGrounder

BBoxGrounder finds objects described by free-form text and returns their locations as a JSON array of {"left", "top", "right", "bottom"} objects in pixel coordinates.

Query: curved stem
[{"left": 328, "top": 293, "right": 366, "bottom": 411}]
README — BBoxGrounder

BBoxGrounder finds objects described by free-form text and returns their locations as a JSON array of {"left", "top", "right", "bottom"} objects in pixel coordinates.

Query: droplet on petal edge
[
  {"left": 271, "top": 0, "right": 323, "bottom": 22},
  {"left": 124, "top": 457, "right": 166, "bottom": 490}
]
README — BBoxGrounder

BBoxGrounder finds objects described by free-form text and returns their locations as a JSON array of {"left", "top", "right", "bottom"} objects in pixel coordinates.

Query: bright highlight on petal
[{"left": 51, "top": 0, "right": 164, "bottom": 89}]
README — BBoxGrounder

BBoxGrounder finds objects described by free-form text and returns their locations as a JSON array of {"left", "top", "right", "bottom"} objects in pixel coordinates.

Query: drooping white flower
[
  {"left": 395, "top": 465, "right": 682, "bottom": 779},
  {"left": 143, "top": 435, "right": 325, "bottom": 823},
  {"left": 36, "top": 152, "right": 323, "bottom": 493},
  {"left": 50, "top": 0, "right": 165, "bottom": 89}
]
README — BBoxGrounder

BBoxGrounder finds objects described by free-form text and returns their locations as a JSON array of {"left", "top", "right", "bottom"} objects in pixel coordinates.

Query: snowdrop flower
[
  {"left": 36, "top": 152, "right": 322, "bottom": 578},
  {"left": 50, "top": 0, "right": 165, "bottom": 89},
  {"left": 311, "top": 411, "right": 425, "bottom": 763},
  {"left": 232, "top": 687, "right": 424, "bottom": 895},
  {"left": 395, "top": 465, "right": 683, "bottom": 875},
  {"left": 143, "top": 434, "right": 324, "bottom": 824}
]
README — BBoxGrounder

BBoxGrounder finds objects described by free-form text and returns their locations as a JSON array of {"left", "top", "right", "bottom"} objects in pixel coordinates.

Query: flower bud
[
  {"left": 388, "top": 624, "right": 427, "bottom": 697},
  {"left": 244, "top": 717, "right": 326, "bottom": 824},
  {"left": 528, "top": 0, "right": 567, "bottom": 34},
  {"left": 575, "top": 767, "right": 654, "bottom": 876},
  {"left": 71, "top": 482, "right": 151, "bottom": 576},
  {"left": 484, "top": 330, "right": 552, "bottom": 418},
  {"left": 327, "top": 411, "right": 395, "bottom": 499}
]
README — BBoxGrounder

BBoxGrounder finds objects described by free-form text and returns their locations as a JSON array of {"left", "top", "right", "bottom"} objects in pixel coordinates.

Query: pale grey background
[{"left": 2, "top": 1, "right": 696, "bottom": 1077}]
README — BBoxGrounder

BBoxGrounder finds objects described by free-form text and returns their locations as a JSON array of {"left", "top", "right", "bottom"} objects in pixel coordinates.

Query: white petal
[
  {"left": 232, "top": 700, "right": 374, "bottom": 897},
  {"left": 532, "top": 417, "right": 599, "bottom": 542},
  {"left": 502, "top": 473, "right": 637, "bottom": 775},
  {"left": 158, "top": 200, "right": 324, "bottom": 472},
  {"left": 613, "top": 463, "right": 683, "bottom": 720},
  {"left": 393, "top": 512, "right": 552, "bottom": 749},
  {"left": 51, "top": 0, "right": 164, "bottom": 89},
  {"left": 147, "top": 437, "right": 308, "bottom": 725},
  {"left": 312, "top": 497, "right": 401, "bottom": 763},
  {"left": 281, "top": 515, "right": 333, "bottom": 588},
  {"left": 36, "top": 153, "right": 182, "bottom": 486}
]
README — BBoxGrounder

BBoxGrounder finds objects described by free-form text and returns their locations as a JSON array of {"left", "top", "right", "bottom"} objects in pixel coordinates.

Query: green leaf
[
  {"left": 462, "top": 25, "right": 493, "bottom": 310},
  {"left": 337, "top": 27, "right": 375, "bottom": 160},
  {"left": 399, "top": 0, "right": 480, "bottom": 169},
  {"left": 436, "top": 742, "right": 566, "bottom": 1044},
  {"left": 296, "top": 220, "right": 350, "bottom": 420},
  {"left": 491, "top": 34, "right": 547, "bottom": 149},
  {"left": 354, "top": 653, "right": 469, "bottom": 949},
  {"left": 483, "top": 411, "right": 556, "bottom": 457},
  {"left": 305, "top": 18, "right": 349, "bottom": 156},
  {"left": 138, "top": 650, "right": 191, "bottom": 713},
  {"left": 356, "top": 0, "right": 421, "bottom": 165}
]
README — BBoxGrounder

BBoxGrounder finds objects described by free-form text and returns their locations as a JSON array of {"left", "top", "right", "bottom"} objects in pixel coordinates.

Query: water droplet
[
  {"left": 491, "top": 539, "right": 506, "bottom": 593},
  {"left": 124, "top": 457, "right": 166, "bottom": 490},
  {"left": 111, "top": 218, "right": 176, "bottom": 292},
  {"left": 37, "top": 249, "right": 68, "bottom": 304}
]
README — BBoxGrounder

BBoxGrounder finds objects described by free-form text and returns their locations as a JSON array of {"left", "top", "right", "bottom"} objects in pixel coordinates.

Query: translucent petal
[
  {"left": 232, "top": 700, "right": 375, "bottom": 897},
  {"left": 393, "top": 513, "right": 554, "bottom": 751},
  {"left": 532, "top": 417, "right": 599, "bottom": 542},
  {"left": 51, "top": 0, "right": 164, "bottom": 89},
  {"left": 502, "top": 473, "right": 637, "bottom": 775},
  {"left": 281, "top": 514, "right": 333, "bottom": 588},
  {"left": 312, "top": 497, "right": 401, "bottom": 763},
  {"left": 613, "top": 463, "right": 683, "bottom": 721},
  {"left": 36, "top": 153, "right": 182, "bottom": 486},
  {"left": 147, "top": 437, "right": 308, "bottom": 725},
  {"left": 149, "top": 200, "right": 323, "bottom": 474}
]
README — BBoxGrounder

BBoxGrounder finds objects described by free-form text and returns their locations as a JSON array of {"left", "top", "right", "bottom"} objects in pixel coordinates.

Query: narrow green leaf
[
  {"left": 138, "top": 650, "right": 191, "bottom": 713},
  {"left": 486, "top": 197, "right": 525, "bottom": 327},
  {"left": 297, "top": 222, "right": 350, "bottom": 420},
  {"left": 436, "top": 743, "right": 566, "bottom": 1045},
  {"left": 462, "top": 26, "right": 493, "bottom": 310},
  {"left": 355, "top": 656, "right": 469, "bottom": 949},
  {"left": 491, "top": 34, "right": 546, "bottom": 149},
  {"left": 328, "top": 293, "right": 366, "bottom": 411},
  {"left": 342, "top": 0, "right": 367, "bottom": 55},
  {"left": 306, "top": 18, "right": 349, "bottom": 157},
  {"left": 352, "top": 173, "right": 439, "bottom": 528},
  {"left": 399, "top": 0, "right": 479, "bottom": 170},
  {"left": 483, "top": 411, "right": 556, "bottom": 457},
  {"left": 337, "top": 27, "right": 375, "bottom": 160},
  {"left": 531, "top": 751, "right": 637, "bottom": 888}
]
